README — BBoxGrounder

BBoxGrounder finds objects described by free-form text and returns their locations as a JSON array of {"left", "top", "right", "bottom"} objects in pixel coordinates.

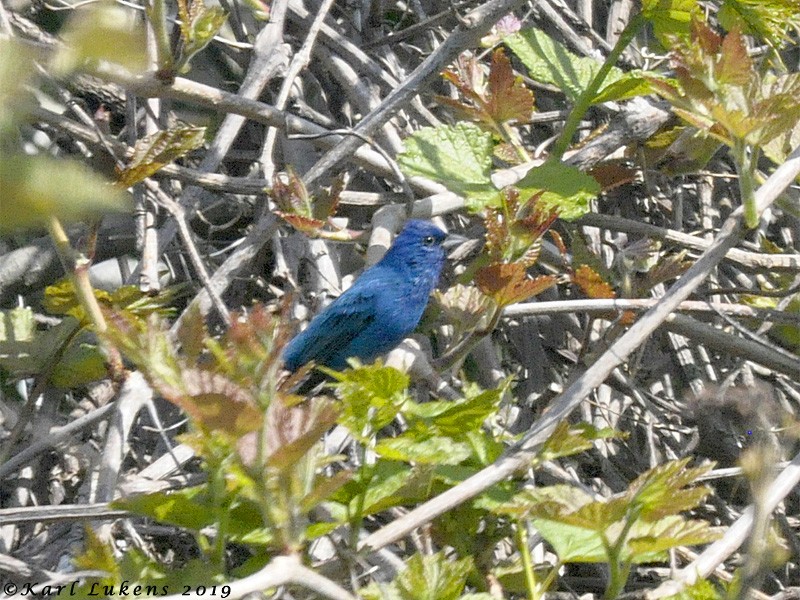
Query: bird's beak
[{"left": 443, "top": 233, "right": 469, "bottom": 250}]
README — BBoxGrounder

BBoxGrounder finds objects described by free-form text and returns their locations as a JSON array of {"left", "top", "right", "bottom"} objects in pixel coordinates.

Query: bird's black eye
[{"left": 422, "top": 235, "right": 436, "bottom": 246}]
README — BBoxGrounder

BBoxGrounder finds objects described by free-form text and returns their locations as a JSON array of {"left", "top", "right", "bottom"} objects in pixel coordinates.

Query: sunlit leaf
[
  {"left": 505, "top": 28, "right": 653, "bottom": 104},
  {"left": 361, "top": 552, "right": 473, "bottom": 600},
  {"left": 117, "top": 126, "right": 206, "bottom": 187},
  {"left": 376, "top": 436, "right": 473, "bottom": 465},
  {"left": 641, "top": 0, "right": 701, "bottom": 46},
  {"left": 718, "top": 0, "right": 800, "bottom": 48},
  {"left": 476, "top": 262, "right": 557, "bottom": 307},
  {"left": 175, "top": 0, "right": 227, "bottom": 73},
  {"left": 515, "top": 160, "right": 599, "bottom": 220},
  {"left": 573, "top": 265, "right": 616, "bottom": 299},
  {"left": 397, "top": 123, "right": 501, "bottom": 211},
  {"left": 538, "top": 421, "right": 623, "bottom": 463}
]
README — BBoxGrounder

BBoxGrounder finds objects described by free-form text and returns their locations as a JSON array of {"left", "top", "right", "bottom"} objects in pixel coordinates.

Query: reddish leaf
[
  {"left": 717, "top": 27, "right": 751, "bottom": 87},
  {"left": 549, "top": 230, "right": 568, "bottom": 259},
  {"left": 476, "top": 263, "right": 557, "bottom": 306},
  {"left": 117, "top": 125, "right": 205, "bottom": 188},
  {"left": 271, "top": 168, "right": 310, "bottom": 215},
  {"left": 160, "top": 368, "right": 263, "bottom": 436},
  {"left": 486, "top": 48, "right": 535, "bottom": 124},
  {"left": 573, "top": 265, "right": 616, "bottom": 300},
  {"left": 276, "top": 212, "right": 326, "bottom": 235},
  {"left": 589, "top": 162, "right": 639, "bottom": 192},
  {"left": 264, "top": 397, "right": 339, "bottom": 470}
]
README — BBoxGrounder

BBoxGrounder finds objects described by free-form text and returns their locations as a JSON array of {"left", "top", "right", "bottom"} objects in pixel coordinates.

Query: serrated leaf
[
  {"left": 376, "top": 436, "right": 473, "bottom": 465},
  {"left": 394, "top": 553, "right": 473, "bottom": 600},
  {"left": 117, "top": 126, "right": 206, "bottom": 187},
  {"left": 539, "top": 421, "right": 623, "bottom": 463},
  {"left": 397, "top": 123, "right": 501, "bottom": 211},
  {"left": 160, "top": 368, "right": 263, "bottom": 436},
  {"left": 641, "top": 0, "right": 701, "bottom": 46},
  {"left": 175, "top": 0, "right": 227, "bottom": 73},
  {"left": 435, "top": 284, "right": 494, "bottom": 333},
  {"left": 718, "top": 0, "right": 800, "bottom": 48},
  {"left": 264, "top": 396, "right": 338, "bottom": 470},
  {"left": 331, "top": 363, "right": 410, "bottom": 440},
  {"left": 626, "top": 516, "right": 721, "bottom": 558},
  {"left": 626, "top": 458, "right": 713, "bottom": 521},
  {"left": 354, "top": 463, "right": 434, "bottom": 515},
  {"left": 505, "top": 28, "right": 600, "bottom": 101},
  {"left": 573, "top": 264, "right": 616, "bottom": 299},
  {"left": 505, "top": 28, "right": 652, "bottom": 105},
  {"left": 515, "top": 160, "right": 599, "bottom": 220},
  {"left": 427, "top": 387, "right": 504, "bottom": 436},
  {"left": 717, "top": 28, "right": 751, "bottom": 87},
  {"left": 591, "top": 72, "right": 656, "bottom": 103},
  {"left": 486, "top": 48, "right": 535, "bottom": 123},
  {"left": 476, "top": 262, "right": 557, "bottom": 307},
  {"left": 0, "top": 155, "right": 130, "bottom": 232}
]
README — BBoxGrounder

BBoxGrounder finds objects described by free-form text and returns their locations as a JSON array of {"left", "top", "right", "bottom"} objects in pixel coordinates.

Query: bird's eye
[{"left": 422, "top": 235, "right": 436, "bottom": 246}]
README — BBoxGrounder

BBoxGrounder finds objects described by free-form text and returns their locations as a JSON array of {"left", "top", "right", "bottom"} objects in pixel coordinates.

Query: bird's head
[{"left": 381, "top": 220, "right": 450, "bottom": 279}]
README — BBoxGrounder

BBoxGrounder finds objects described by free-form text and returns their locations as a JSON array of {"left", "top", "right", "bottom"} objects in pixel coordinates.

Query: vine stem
[
  {"left": 46, "top": 216, "right": 125, "bottom": 378},
  {"left": 515, "top": 519, "right": 540, "bottom": 600},
  {"left": 734, "top": 139, "right": 759, "bottom": 229},
  {"left": 551, "top": 13, "right": 644, "bottom": 160}
]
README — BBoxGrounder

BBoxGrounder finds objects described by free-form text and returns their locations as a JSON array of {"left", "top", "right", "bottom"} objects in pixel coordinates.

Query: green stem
[
  {"left": 516, "top": 519, "right": 539, "bottom": 600},
  {"left": 734, "top": 140, "right": 759, "bottom": 229},
  {"left": 146, "top": 0, "right": 174, "bottom": 76},
  {"left": 551, "top": 14, "right": 644, "bottom": 160},
  {"left": 47, "top": 217, "right": 107, "bottom": 333}
]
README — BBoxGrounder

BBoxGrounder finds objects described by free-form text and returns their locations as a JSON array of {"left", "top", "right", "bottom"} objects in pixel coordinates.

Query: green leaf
[
  {"left": 397, "top": 123, "right": 501, "bottom": 211},
  {"left": 336, "top": 462, "right": 435, "bottom": 516},
  {"left": 505, "top": 28, "right": 653, "bottom": 104},
  {"left": 625, "top": 516, "right": 720, "bottom": 560},
  {"left": 626, "top": 458, "right": 713, "bottom": 521},
  {"left": 0, "top": 155, "right": 131, "bottom": 232},
  {"left": 376, "top": 436, "right": 473, "bottom": 465},
  {"left": 117, "top": 126, "right": 206, "bottom": 187},
  {"left": 115, "top": 489, "right": 270, "bottom": 544},
  {"left": 361, "top": 552, "right": 473, "bottom": 600},
  {"left": 538, "top": 421, "right": 623, "bottom": 463},
  {"left": 591, "top": 72, "right": 656, "bottom": 103},
  {"left": 177, "top": 4, "right": 227, "bottom": 73},
  {"left": 49, "top": 334, "right": 107, "bottom": 388},
  {"left": 53, "top": 4, "right": 147, "bottom": 75},
  {"left": 113, "top": 489, "right": 215, "bottom": 531},
  {"left": 515, "top": 160, "right": 600, "bottom": 220},
  {"left": 505, "top": 28, "right": 597, "bottom": 101},
  {"left": 718, "top": 0, "right": 800, "bottom": 48},
  {"left": 404, "top": 386, "right": 504, "bottom": 437},
  {"left": 332, "top": 363, "right": 410, "bottom": 441},
  {"left": 0, "top": 310, "right": 81, "bottom": 381},
  {"left": 641, "top": 0, "right": 701, "bottom": 46}
]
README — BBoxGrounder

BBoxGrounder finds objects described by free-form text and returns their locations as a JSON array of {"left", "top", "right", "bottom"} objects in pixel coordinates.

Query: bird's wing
[{"left": 283, "top": 285, "right": 378, "bottom": 370}]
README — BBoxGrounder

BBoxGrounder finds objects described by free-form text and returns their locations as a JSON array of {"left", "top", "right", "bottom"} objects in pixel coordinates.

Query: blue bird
[{"left": 283, "top": 220, "right": 452, "bottom": 372}]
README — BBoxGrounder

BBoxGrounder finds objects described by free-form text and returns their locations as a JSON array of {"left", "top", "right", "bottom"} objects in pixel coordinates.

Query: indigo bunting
[{"left": 283, "top": 220, "right": 452, "bottom": 371}]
